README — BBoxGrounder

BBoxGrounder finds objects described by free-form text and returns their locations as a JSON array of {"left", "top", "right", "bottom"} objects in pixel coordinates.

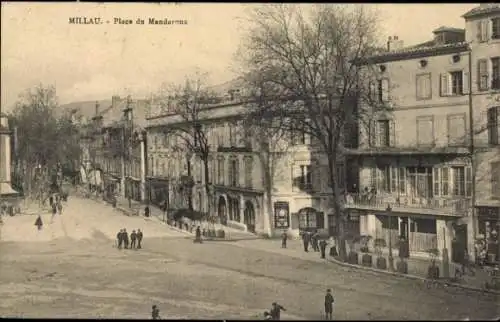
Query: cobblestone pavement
[{"left": 1, "top": 196, "right": 498, "bottom": 320}]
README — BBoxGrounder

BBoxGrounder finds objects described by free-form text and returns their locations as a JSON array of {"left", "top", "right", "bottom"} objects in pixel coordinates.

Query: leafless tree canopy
[{"left": 237, "top": 4, "right": 384, "bottom": 259}]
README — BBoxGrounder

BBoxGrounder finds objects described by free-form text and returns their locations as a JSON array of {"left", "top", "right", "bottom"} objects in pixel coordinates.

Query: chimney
[
  {"left": 112, "top": 95, "right": 121, "bottom": 109},
  {"left": 387, "top": 35, "right": 404, "bottom": 52}
]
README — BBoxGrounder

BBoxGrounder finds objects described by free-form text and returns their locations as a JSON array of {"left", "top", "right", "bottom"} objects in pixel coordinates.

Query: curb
[{"left": 324, "top": 256, "right": 500, "bottom": 295}]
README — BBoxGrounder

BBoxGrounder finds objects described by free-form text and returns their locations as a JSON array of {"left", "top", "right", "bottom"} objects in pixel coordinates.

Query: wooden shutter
[
  {"left": 389, "top": 120, "right": 396, "bottom": 147},
  {"left": 466, "top": 167, "right": 472, "bottom": 197},
  {"left": 440, "top": 73, "right": 449, "bottom": 96},
  {"left": 381, "top": 79, "right": 390, "bottom": 102},
  {"left": 478, "top": 59, "right": 489, "bottom": 91},
  {"left": 491, "top": 162, "right": 500, "bottom": 198},
  {"left": 477, "top": 20, "right": 483, "bottom": 41},
  {"left": 316, "top": 212, "right": 325, "bottom": 229},
  {"left": 313, "top": 164, "right": 322, "bottom": 192},
  {"left": 291, "top": 213, "right": 300, "bottom": 229},
  {"left": 482, "top": 20, "right": 489, "bottom": 41},
  {"left": 292, "top": 164, "right": 301, "bottom": 191},
  {"left": 462, "top": 71, "right": 470, "bottom": 94},
  {"left": 433, "top": 168, "right": 440, "bottom": 197},
  {"left": 369, "top": 81, "right": 377, "bottom": 103}
]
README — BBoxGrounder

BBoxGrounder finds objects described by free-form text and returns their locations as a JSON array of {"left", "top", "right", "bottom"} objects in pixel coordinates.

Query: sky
[{"left": 1, "top": 2, "right": 479, "bottom": 111}]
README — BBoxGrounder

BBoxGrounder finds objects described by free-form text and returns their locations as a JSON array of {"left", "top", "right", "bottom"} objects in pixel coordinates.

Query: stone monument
[{"left": 0, "top": 113, "right": 21, "bottom": 214}]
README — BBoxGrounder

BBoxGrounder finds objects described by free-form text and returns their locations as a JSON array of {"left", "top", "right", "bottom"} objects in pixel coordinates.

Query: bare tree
[
  {"left": 237, "top": 4, "right": 386, "bottom": 260},
  {"left": 154, "top": 72, "right": 220, "bottom": 225}
]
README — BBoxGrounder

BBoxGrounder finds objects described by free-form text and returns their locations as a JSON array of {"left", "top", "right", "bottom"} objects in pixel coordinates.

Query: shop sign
[
  {"left": 274, "top": 202, "right": 290, "bottom": 229},
  {"left": 477, "top": 207, "right": 500, "bottom": 220}
]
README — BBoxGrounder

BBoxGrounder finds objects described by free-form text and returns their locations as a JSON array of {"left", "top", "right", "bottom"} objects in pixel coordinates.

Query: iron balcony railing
[{"left": 344, "top": 193, "right": 471, "bottom": 216}]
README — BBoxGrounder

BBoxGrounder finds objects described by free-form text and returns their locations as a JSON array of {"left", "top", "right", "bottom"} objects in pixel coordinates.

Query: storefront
[
  {"left": 147, "top": 177, "right": 169, "bottom": 209},
  {"left": 103, "top": 174, "right": 120, "bottom": 202},
  {"left": 477, "top": 206, "right": 500, "bottom": 264},
  {"left": 125, "top": 177, "right": 141, "bottom": 202}
]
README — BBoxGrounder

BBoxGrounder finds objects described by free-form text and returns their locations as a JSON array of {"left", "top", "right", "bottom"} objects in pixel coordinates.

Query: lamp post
[{"left": 387, "top": 204, "right": 395, "bottom": 271}]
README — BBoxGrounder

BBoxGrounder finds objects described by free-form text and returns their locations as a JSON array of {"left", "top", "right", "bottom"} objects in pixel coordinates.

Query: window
[
  {"left": 229, "top": 158, "right": 239, "bottom": 187},
  {"left": 398, "top": 168, "right": 406, "bottom": 194},
  {"left": 417, "top": 116, "right": 434, "bottom": 146},
  {"left": 450, "top": 71, "right": 463, "bottom": 95},
  {"left": 478, "top": 59, "right": 489, "bottom": 91},
  {"left": 372, "top": 165, "right": 404, "bottom": 193},
  {"left": 452, "top": 166, "right": 466, "bottom": 196},
  {"left": 198, "top": 159, "right": 203, "bottom": 183},
  {"left": 477, "top": 20, "right": 489, "bottom": 42},
  {"left": 440, "top": 71, "right": 468, "bottom": 96},
  {"left": 487, "top": 107, "right": 499, "bottom": 145},
  {"left": 295, "top": 165, "right": 312, "bottom": 190},
  {"left": 377, "top": 120, "right": 390, "bottom": 147},
  {"left": 492, "top": 162, "right": 500, "bottom": 199},
  {"left": 244, "top": 156, "right": 253, "bottom": 188},
  {"left": 299, "top": 212, "right": 317, "bottom": 229},
  {"left": 217, "top": 157, "right": 224, "bottom": 185},
  {"left": 377, "top": 78, "right": 390, "bottom": 103},
  {"left": 416, "top": 73, "right": 432, "bottom": 99},
  {"left": 492, "top": 57, "right": 500, "bottom": 90},
  {"left": 447, "top": 114, "right": 466, "bottom": 146},
  {"left": 229, "top": 123, "right": 237, "bottom": 146},
  {"left": 492, "top": 18, "right": 500, "bottom": 40}
]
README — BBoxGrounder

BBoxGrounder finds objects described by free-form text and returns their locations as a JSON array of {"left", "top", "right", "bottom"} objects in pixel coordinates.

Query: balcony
[{"left": 344, "top": 193, "right": 471, "bottom": 217}]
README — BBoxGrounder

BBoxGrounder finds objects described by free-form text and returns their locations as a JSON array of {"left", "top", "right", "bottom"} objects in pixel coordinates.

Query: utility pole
[{"left": 467, "top": 47, "right": 478, "bottom": 262}]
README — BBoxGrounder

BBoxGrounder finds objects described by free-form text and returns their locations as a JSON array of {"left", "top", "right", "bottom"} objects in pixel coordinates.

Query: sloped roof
[
  {"left": 432, "top": 26, "right": 465, "bottom": 34},
  {"left": 206, "top": 77, "right": 247, "bottom": 96},
  {"left": 462, "top": 4, "right": 500, "bottom": 18},
  {"left": 58, "top": 99, "right": 111, "bottom": 123}
]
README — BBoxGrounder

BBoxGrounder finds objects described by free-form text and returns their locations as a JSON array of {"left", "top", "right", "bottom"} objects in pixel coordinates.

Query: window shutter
[
  {"left": 369, "top": 120, "right": 376, "bottom": 147},
  {"left": 482, "top": 20, "right": 489, "bottom": 41},
  {"left": 477, "top": 21, "right": 483, "bottom": 41},
  {"left": 466, "top": 167, "right": 472, "bottom": 197},
  {"left": 478, "top": 59, "right": 489, "bottom": 91},
  {"left": 462, "top": 71, "right": 470, "bottom": 95},
  {"left": 440, "top": 73, "right": 449, "bottom": 96},
  {"left": 370, "top": 167, "right": 377, "bottom": 188},
  {"left": 382, "top": 79, "right": 390, "bottom": 102},
  {"left": 369, "top": 81, "right": 377, "bottom": 102},
  {"left": 389, "top": 120, "right": 396, "bottom": 147},
  {"left": 316, "top": 212, "right": 325, "bottom": 229},
  {"left": 313, "top": 164, "right": 322, "bottom": 192},
  {"left": 433, "top": 168, "right": 440, "bottom": 197},
  {"left": 292, "top": 164, "right": 301, "bottom": 191}
]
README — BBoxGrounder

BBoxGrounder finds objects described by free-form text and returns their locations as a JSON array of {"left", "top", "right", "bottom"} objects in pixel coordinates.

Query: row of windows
[
  {"left": 369, "top": 165, "right": 473, "bottom": 198},
  {"left": 370, "top": 107, "right": 499, "bottom": 148},
  {"left": 291, "top": 163, "right": 345, "bottom": 192},
  {"left": 477, "top": 17, "right": 500, "bottom": 42}
]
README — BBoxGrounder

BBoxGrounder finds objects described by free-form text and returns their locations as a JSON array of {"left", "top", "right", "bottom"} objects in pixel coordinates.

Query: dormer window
[
  {"left": 379, "top": 65, "right": 386, "bottom": 73},
  {"left": 419, "top": 60, "right": 428, "bottom": 68},
  {"left": 452, "top": 55, "right": 461, "bottom": 63}
]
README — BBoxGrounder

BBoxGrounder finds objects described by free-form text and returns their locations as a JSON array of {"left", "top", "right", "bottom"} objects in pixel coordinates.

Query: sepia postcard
[{"left": 0, "top": 2, "right": 499, "bottom": 320}]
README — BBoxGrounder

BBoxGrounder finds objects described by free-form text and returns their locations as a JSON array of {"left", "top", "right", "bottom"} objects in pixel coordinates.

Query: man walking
[
  {"left": 117, "top": 229, "right": 123, "bottom": 249},
  {"left": 270, "top": 302, "right": 286, "bottom": 320},
  {"left": 123, "top": 228, "right": 129, "bottom": 249},
  {"left": 151, "top": 305, "right": 160, "bottom": 320},
  {"left": 319, "top": 239, "right": 327, "bottom": 259},
  {"left": 50, "top": 203, "right": 57, "bottom": 223},
  {"left": 302, "top": 231, "right": 310, "bottom": 252},
  {"left": 137, "top": 229, "right": 143, "bottom": 249},
  {"left": 324, "top": 289, "right": 334, "bottom": 320},
  {"left": 281, "top": 231, "right": 288, "bottom": 249},
  {"left": 130, "top": 230, "right": 137, "bottom": 249}
]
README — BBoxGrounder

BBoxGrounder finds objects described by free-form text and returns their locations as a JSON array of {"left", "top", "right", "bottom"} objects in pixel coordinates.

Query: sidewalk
[{"left": 231, "top": 238, "right": 499, "bottom": 294}]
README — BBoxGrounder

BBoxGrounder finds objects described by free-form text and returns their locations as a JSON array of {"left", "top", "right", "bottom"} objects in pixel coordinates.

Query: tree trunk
[
  {"left": 328, "top": 157, "right": 348, "bottom": 262},
  {"left": 203, "top": 156, "right": 213, "bottom": 229},
  {"left": 259, "top": 148, "right": 274, "bottom": 237},
  {"left": 187, "top": 158, "right": 193, "bottom": 211}
]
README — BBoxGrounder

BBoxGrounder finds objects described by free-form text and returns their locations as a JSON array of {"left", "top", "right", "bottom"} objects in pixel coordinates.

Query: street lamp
[{"left": 387, "top": 204, "right": 395, "bottom": 272}]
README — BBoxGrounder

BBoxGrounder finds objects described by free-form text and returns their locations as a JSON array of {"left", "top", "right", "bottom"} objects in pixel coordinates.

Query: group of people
[
  {"left": 116, "top": 228, "right": 143, "bottom": 249},
  {"left": 300, "top": 230, "right": 331, "bottom": 259}
]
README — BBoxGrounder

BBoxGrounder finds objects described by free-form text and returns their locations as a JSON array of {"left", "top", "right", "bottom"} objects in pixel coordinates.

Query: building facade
[
  {"left": 463, "top": 4, "right": 500, "bottom": 264},
  {"left": 349, "top": 3, "right": 500, "bottom": 262},
  {"left": 146, "top": 86, "right": 352, "bottom": 238}
]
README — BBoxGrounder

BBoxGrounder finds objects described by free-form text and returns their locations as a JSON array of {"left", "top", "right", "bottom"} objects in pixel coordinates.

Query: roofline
[
  {"left": 462, "top": 6, "right": 500, "bottom": 19},
  {"left": 353, "top": 43, "right": 469, "bottom": 66}
]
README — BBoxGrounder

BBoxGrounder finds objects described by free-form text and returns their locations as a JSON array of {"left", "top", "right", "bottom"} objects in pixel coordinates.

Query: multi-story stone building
[
  {"left": 349, "top": 3, "right": 500, "bottom": 262},
  {"left": 87, "top": 96, "right": 148, "bottom": 202},
  {"left": 463, "top": 3, "right": 500, "bottom": 263},
  {"left": 146, "top": 80, "right": 352, "bottom": 237}
]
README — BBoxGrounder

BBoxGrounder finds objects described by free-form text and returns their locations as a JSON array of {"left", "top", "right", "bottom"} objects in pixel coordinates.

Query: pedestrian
[
  {"left": 49, "top": 195, "right": 54, "bottom": 208},
  {"left": 123, "top": 228, "right": 129, "bottom": 249},
  {"left": 144, "top": 206, "right": 150, "bottom": 218},
  {"left": 130, "top": 230, "right": 137, "bottom": 249},
  {"left": 302, "top": 231, "right": 310, "bottom": 252},
  {"left": 117, "top": 229, "right": 123, "bottom": 249},
  {"left": 51, "top": 203, "right": 57, "bottom": 223},
  {"left": 195, "top": 226, "right": 202, "bottom": 243},
  {"left": 34, "top": 215, "right": 43, "bottom": 231},
  {"left": 319, "top": 239, "right": 327, "bottom": 259},
  {"left": 137, "top": 229, "right": 143, "bottom": 249},
  {"left": 270, "top": 302, "right": 286, "bottom": 320},
  {"left": 461, "top": 249, "right": 475, "bottom": 276},
  {"left": 128, "top": 197, "right": 132, "bottom": 209},
  {"left": 281, "top": 231, "right": 288, "bottom": 249},
  {"left": 151, "top": 305, "right": 160, "bottom": 320},
  {"left": 324, "top": 289, "right": 334, "bottom": 320},
  {"left": 312, "top": 231, "right": 319, "bottom": 252},
  {"left": 57, "top": 200, "right": 63, "bottom": 215}
]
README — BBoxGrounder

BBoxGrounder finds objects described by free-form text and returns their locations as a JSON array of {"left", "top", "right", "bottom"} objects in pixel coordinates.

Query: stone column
[
  {"left": 239, "top": 195, "right": 246, "bottom": 229},
  {"left": 0, "top": 114, "right": 19, "bottom": 197}
]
